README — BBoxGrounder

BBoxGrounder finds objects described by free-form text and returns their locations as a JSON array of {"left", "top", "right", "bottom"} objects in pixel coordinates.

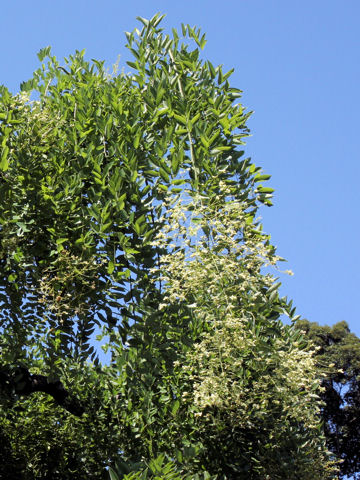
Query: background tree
[
  {"left": 0, "top": 14, "right": 337, "bottom": 479},
  {"left": 297, "top": 319, "right": 360, "bottom": 479}
]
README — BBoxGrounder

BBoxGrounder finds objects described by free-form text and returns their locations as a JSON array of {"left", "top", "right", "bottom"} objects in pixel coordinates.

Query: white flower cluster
[{"left": 151, "top": 184, "right": 337, "bottom": 478}]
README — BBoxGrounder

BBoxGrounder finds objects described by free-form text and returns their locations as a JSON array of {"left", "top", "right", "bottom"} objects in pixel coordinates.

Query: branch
[{"left": 0, "top": 366, "right": 84, "bottom": 417}]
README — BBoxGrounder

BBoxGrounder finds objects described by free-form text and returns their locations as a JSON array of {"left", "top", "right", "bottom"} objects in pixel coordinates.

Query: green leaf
[
  {"left": 157, "top": 183, "right": 168, "bottom": 192},
  {"left": 56, "top": 238, "right": 68, "bottom": 245},
  {"left": 171, "top": 399, "right": 180, "bottom": 416},
  {"left": 171, "top": 179, "right": 185, "bottom": 186},
  {"left": 126, "top": 61, "right": 138, "bottom": 69},
  {"left": 159, "top": 168, "right": 170, "bottom": 183},
  {"left": 0, "top": 145, "right": 9, "bottom": 171},
  {"left": 171, "top": 151, "right": 183, "bottom": 175},
  {"left": 207, "top": 60, "right": 216, "bottom": 79},
  {"left": 108, "top": 467, "right": 119, "bottom": 480},
  {"left": 257, "top": 187, "right": 274, "bottom": 193},
  {"left": 136, "top": 16, "right": 149, "bottom": 27},
  {"left": 144, "top": 170, "right": 159, "bottom": 177},
  {"left": 173, "top": 113, "right": 187, "bottom": 126},
  {"left": 254, "top": 174, "right": 272, "bottom": 182},
  {"left": 190, "top": 112, "right": 201, "bottom": 126},
  {"left": 268, "top": 281, "right": 281, "bottom": 294}
]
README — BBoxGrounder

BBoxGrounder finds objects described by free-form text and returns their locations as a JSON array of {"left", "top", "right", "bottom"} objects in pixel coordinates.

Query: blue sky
[{"left": 1, "top": 0, "right": 359, "bottom": 336}]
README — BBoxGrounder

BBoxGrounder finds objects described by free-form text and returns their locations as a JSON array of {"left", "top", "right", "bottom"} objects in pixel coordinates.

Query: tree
[
  {"left": 297, "top": 319, "right": 360, "bottom": 479},
  {"left": 0, "top": 14, "right": 337, "bottom": 479}
]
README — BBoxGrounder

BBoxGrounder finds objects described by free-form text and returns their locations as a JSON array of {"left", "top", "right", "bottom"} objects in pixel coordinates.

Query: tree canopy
[
  {"left": 0, "top": 14, "right": 342, "bottom": 479},
  {"left": 0, "top": 14, "right": 263, "bottom": 367}
]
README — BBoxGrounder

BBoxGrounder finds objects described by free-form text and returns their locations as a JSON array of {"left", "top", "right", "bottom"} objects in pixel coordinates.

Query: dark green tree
[{"left": 297, "top": 319, "right": 360, "bottom": 479}]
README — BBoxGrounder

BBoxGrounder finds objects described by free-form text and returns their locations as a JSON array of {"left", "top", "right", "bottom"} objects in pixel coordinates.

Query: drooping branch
[{"left": 0, "top": 366, "right": 84, "bottom": 417}]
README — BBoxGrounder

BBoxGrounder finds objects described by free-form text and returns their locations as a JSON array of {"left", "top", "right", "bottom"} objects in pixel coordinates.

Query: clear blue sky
[{"left": 1, "top": 1, "right": 359, "bottom": 335}]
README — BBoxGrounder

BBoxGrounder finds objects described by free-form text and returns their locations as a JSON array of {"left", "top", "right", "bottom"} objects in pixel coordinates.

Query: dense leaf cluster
[{"left": 0, "top": 15, "right": 268, "bottom": 370}]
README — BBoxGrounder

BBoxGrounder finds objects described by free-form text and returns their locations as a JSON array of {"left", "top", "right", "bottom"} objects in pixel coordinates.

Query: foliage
[
  {"left": 0, "top": 14, "right": 338, "bottom": 480},
  {"left": 297, "top": 319, "right": 360, "bottom": 479},
  {"left": 0, "top": 14, "right": 262, "bottom": 369},
  {"left": 108, "top": 454, "right": 211, "bottom": 480},
  {"left": 0, "top": 356, "right": 119, "bottom": 479}
]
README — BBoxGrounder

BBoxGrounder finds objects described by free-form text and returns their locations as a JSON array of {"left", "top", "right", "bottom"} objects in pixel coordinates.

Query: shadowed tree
[{"left": 297, "top": 319, "right": 360, "bottom": 479}]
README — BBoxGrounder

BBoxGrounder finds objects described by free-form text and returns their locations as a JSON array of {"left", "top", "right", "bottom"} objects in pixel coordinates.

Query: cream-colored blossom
[{"left": 152, "top": 184, "right": 337, "bottom": 478}]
